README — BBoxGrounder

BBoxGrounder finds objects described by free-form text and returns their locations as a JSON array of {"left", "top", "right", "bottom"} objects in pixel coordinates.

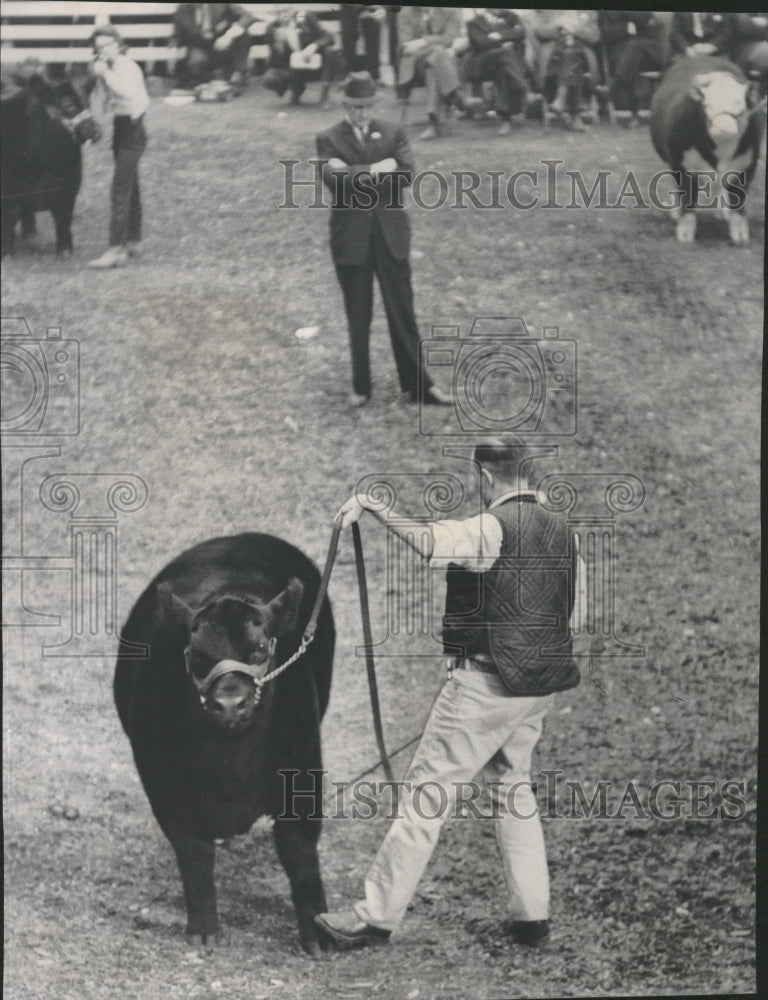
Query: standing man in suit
[{"left": 316, "top": 72, "right": 451, "bottom": 408}]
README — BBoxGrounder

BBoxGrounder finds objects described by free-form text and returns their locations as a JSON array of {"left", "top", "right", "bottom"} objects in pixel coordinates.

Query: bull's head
[
  {"left": 691, "top": 71, "right": 748, "bottom": 141},
  {"left": 159, "top": 578, "right": 304, "bottom": 731},
  {"left": 49, "top": 81, "right": 101, "bottom": 144}
]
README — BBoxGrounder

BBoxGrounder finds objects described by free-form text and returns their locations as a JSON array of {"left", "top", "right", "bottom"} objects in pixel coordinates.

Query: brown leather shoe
[{"left": 314, "top": 910, "right": 391, "bottom": 949}]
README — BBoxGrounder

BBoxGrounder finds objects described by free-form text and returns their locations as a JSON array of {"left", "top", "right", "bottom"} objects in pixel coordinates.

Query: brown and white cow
[{"left": 650, "top": 55, "right": 765, "bottom": 244}]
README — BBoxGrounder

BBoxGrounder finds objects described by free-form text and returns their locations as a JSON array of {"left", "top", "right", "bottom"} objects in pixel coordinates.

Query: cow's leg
[
  {"left": 1, "top": 210, "right": 17, "bottom": 256},
  {"left": 20, "top": 203, "right": 37, "bottom": 237},
  {"left": 52, "top": 197, "right": 75, "bottom": 256},
  {"left": 161, "top": 821, "right": 220, "bottom": 947},
  {"left": 723, "top": 166, "right": 753, "bottom": 245},
  {"left": 675, "top": 168, "right": 697, "bottom": 243},
  {"left": 274, "top": 813, "right": 329, "bottom": 957},
  {"left": 725, "top": 207, "right": 749, "bottom": 245}
]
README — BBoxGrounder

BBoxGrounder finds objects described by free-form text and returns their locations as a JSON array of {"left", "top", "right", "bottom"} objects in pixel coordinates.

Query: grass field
[{"left": 2, "top": 76, "right": 762, "bottom": 1000}]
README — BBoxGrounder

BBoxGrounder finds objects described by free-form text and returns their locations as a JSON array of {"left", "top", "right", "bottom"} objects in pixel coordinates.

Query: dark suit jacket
[
  {"left": 670, "top": 12, "right": 733, "bottom": 56},
  {"left": 316, "top": 117, "right": 414, "bottom": 266}
]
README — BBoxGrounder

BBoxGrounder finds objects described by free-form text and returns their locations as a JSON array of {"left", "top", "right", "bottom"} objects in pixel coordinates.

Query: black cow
[
  {"left": 1, "top": 66, "right": 100, "bottom": 256},
  {"left": 650, "top": 55, "right": 765, "bottom": 244},
  {"left": 114, "top": 533, "right": 335, "bottom": 954}
]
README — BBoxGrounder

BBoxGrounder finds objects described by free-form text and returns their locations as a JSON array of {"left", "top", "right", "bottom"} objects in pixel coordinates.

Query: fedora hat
[{"left": 342, "top": 71, "right": 377, "bottom": 106}]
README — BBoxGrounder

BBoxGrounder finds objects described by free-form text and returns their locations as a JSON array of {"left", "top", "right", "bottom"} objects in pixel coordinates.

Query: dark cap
[{"left": 342, "top": 71, "right": 377, "bottom": 106}]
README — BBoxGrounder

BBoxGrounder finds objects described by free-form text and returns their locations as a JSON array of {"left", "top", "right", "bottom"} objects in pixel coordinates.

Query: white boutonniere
[{"left": 370, "top": 131, "right": 382, "bottom": 141}]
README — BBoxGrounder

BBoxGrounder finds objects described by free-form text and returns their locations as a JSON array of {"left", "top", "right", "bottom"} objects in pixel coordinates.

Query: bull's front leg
[
  {"left": 274, "top": 814, "right": 329, "bottom": 957},
  {"left": 674, "top": 167, "right": 697, "bottom": 243},
  {"left": 162, "top": 821, "right": 220, "bottom": 947}
]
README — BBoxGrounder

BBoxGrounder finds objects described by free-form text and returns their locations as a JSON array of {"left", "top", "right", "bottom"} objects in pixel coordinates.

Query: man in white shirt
[
  {"left": 316, "top": 438, "right": 586, "bottom": 950},
  {"left": 87, "top": 27, "right": 150, "bottom": 269}
]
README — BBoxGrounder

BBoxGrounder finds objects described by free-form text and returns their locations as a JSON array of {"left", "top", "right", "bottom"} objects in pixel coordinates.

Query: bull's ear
[
  {"left": 157, "top": 582, "right": 194, "bottom": 627},
  {"left": 266, "top": 577, "right": 305, "bottom": 636}
]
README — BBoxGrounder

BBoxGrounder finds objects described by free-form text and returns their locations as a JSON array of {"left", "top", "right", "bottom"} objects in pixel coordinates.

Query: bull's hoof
[
  {"left": 299, "top": 922, "right": 333, "bottom": 957},
  {"left": 727, "top": 215, "right": 750, "bottom": 245},
  {"left": 675, "top": 214, "right": 697, "bottom": 243},
  {"left": 185, "top": 929, "right": 224, "bottom": 949}
]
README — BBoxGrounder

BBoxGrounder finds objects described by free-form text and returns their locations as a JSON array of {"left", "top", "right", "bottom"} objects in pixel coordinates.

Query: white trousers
[{"left": 355, "top": 668, "right": 555, "bottom": 931}]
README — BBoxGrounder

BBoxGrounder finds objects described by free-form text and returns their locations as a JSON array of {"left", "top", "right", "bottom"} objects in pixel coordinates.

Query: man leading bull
[{"left": 316, "top": 438, "right": 586, "bottom": 950}]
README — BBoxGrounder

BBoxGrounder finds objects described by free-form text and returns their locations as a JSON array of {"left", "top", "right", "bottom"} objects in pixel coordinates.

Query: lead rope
[
  {"left": 352, "top": 522, "right": 395, "bottom": 783},
  {"left": 256, "top": 523, "right": 394, "bottom": 784}
]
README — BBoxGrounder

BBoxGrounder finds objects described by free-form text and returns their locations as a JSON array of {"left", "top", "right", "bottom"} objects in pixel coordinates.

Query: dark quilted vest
[{"left": 442, "top": 497, "right": 581, "bottom": 695}]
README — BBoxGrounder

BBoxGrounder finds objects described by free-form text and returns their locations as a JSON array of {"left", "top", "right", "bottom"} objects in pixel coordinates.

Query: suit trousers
[
  {"left": 354, "top": 668, "right": 555, "bottom": 931},
  {"left": 334, "top": 225, "right": 428, "bottom": 398},
  {"left": 109, "top": 116, "right": 145, "bottom": 247}
]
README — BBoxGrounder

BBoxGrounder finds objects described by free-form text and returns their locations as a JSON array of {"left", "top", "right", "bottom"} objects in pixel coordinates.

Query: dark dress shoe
[
  {"left": 314, "top": 910, "right": 391, "bottom": 949},
  {"left": 509, "top": 919, "right": 550, "bottom": 948},
  {"left": 411, "top": 386, "right": 452, "bottom": 406}
]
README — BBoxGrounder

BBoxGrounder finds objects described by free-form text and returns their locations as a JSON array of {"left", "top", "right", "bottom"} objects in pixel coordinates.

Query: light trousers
[{"left": 355, "top": 668, "right": 555, "bottom": 931}]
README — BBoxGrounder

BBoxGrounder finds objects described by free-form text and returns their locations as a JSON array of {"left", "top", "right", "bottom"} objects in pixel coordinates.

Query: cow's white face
[{"left": 692, "top": 72, "right": 748, "bottom": 141}]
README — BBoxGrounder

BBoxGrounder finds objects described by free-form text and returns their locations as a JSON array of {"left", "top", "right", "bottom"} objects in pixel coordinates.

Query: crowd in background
[{"left": 171, "top": 6, "right": 768, "bottom": 133}]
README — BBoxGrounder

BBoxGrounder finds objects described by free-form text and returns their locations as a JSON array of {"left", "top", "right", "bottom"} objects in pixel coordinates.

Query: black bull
[
  {"left": 114, "top": 534, "right": 335, "bottom": 954},
  {"left": 1, "top": 69, "right": 100, "bottom": 255}
]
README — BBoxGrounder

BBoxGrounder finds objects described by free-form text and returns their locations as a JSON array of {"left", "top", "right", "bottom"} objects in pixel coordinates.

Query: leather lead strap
[
  {"left": 303, "top": 524, "right": 341, "bottom": 644},
  {"left": 302, "top": 522, "right": 394, "bottom": 782},
  {"left": 352, "top": 521, "right": 395, "bottom": 783}
]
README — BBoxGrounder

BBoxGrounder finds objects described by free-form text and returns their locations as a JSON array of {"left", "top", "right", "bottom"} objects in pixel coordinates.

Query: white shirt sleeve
[
  {"left": 102, "top": 55, "right": 150, "bottom": 118},
  {"left": 430, "top": 513, "right": 503, "bottom": 571}
]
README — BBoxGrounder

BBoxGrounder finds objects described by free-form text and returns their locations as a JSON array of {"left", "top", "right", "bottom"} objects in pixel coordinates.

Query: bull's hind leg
[
  {"left": 52, "top": 197, "right": 75, "bottom": 255},
  {"left": 162, "top": 822, "right": 221, "bottom": 947},
  {"left": 274, "top": 814, "right": 329, "bottom": 957}
]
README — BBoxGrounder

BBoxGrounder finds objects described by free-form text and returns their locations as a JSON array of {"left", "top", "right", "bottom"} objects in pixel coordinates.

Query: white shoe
[{"left": 87, "top": 246, "right": 128, "bottom": 269}]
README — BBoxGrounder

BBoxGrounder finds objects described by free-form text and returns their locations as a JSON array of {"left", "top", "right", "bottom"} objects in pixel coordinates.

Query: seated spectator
[
  {"left": 535, "top": 10, "right": 600, "bottom": 131},
  {"left": 731, "top": 13, "right": 768, "bottom": 95},
  {"left": 462, "top": 8, "right": 540, "bottom": 134},
  {"left": 340, "top": 5, "right": 386, "bottom": 81},
  {"left": 670, "top": 12, "right": 733, "bottom": 60},
  {"left": 262, "top": 6, "right": 341, "bottom": 108},
  {"left": 397, "top": 6, "right": 468, "bottom": 139},
  {"left": 598, "top": 11, "right": 664, "bottom": 126},
  {"left": 173, "top": 3, "right": 254, "bottom": 90}
]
